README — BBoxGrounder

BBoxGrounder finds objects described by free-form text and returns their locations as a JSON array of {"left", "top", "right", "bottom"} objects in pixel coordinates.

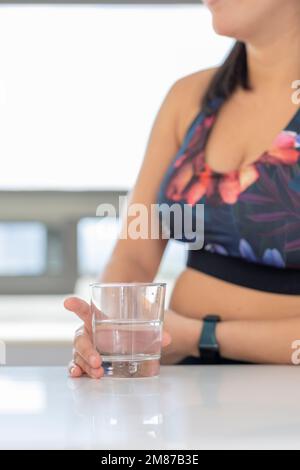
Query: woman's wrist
[
  {"left": 188, "top": 317, "right": 203, "bottom": 358},
  {"left": 163, "top": 310, "right": 203, "bottom": 361}
]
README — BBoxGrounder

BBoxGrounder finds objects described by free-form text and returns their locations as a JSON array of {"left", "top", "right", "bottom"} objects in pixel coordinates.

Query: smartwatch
[{"left": 199, "top": 315, "right": 221, "bottom": 363}]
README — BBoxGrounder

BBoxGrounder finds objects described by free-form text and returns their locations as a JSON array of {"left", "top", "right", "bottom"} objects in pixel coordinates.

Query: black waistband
[{"left": 186, "top": 250, "right": 300, "bottom": 295}]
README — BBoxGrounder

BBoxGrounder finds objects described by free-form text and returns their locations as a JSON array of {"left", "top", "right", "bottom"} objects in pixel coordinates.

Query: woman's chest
[
  {"left": 204, "top": 92, "right": 300, "bottom": 173},
  {"left": 157, "top": 101, "right": 300, "bottom": 269}
]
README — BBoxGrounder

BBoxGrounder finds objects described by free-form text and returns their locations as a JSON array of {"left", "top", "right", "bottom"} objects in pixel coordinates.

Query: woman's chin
[{"left": 211, "top": 19, "right": 244, "bottom": 40}]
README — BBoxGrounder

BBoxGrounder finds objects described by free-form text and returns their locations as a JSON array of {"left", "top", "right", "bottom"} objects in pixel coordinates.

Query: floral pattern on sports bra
[{"left": 157, "top": 98, "right": 300, "bottom": 269}]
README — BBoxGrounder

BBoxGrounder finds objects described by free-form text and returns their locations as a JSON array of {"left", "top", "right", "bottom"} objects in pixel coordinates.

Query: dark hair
[{"left": 202, "top": 41, "right": 251, "bottom": 114}]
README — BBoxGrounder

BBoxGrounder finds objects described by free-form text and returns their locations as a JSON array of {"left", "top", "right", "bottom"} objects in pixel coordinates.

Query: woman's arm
[
  {"left": 97, "top": 76, "right": 183, "bottom": 283},
  {"left": 65, "top": 72, "right": 203, "bottom": 377},
  {"left": 217, "top": 316, "right": 300, "bottom": 365},
  {"left": 161, "top": 311, "right": 300, "bottom": 365},
  {"left": 98, "top": 69, "right": 217, "bottom": 284},
  {"left": 66, "top": 70, "right": 218, "bottom": 377}
]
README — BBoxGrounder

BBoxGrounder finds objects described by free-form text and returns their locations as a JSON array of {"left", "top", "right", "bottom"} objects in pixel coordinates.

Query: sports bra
[{"left": 157, "top": 96, "right": 300, "bottom": 294}]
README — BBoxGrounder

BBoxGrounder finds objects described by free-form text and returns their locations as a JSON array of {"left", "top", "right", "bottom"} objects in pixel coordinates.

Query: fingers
[
  {"left": 68, "top": 360, "right": 84, "bottom": 378},
  {"left": 73, "top": 353, "right": 104, "bottom": 379},
  {"left": 69, "top": 329, "right": 104, "bottom": 379},
  {"left": 64, "top": 297, "right": 92, "bottom": 330},
  {"left": 74, "top": 327, "right": 101, "bottom": 367},
  {"left": 65, "top": 297, "right": 104, "bottom": 379},
  {"left": 73, "top": 326, "right": 103, "bottom": 379}
]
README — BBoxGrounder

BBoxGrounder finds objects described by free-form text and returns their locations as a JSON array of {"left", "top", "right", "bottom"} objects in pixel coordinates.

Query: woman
[{"left": 65, "top": 0, "right": 300, "bottom": 378}]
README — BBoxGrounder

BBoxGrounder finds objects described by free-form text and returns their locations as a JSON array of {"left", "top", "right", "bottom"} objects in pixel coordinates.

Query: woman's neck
[{"left": 246, "top": 14, "right": 300, "bottom": 94}]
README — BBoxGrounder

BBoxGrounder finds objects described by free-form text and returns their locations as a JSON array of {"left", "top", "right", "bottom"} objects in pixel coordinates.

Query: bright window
[
  {"left": 0, "top": 222, "right": 47, "bottom": 276},
  {"left": 0, "top": 4, "right": 232, "bottom": 191},
  {"left": 77, "top": 216, "right": 187, "bottom": 280},
  {"left": 78, "top": 217, "right": 120, "bottom": 276}
]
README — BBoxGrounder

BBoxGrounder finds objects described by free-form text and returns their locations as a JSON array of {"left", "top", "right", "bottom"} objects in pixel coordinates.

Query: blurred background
[{"left": 0, "top": 0, "right": 232, "bottom": 365}]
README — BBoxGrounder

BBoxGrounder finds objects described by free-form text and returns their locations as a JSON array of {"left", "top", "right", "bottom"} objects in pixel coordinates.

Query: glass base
[{"left": 102, "top": 359, "right": 160, "bottom": 378}]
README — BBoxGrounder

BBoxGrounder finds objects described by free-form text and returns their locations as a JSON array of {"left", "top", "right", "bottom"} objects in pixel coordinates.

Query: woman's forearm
[
  {"left": 216, "top": 317, "right": 300, "bottom": 365},
  {"left": 163, "top": 312, "right": 300, "bottom": 365},
  {"left": 99, "top": 252, "right": 300, "bottom": 364}
]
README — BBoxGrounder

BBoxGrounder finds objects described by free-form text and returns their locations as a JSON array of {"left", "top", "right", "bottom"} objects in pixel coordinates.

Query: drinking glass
[{"left": 91, "top": 282, "right": 166, "bottom": 378}]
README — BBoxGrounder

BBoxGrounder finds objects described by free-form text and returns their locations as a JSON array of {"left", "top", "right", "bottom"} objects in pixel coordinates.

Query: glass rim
[{"left": 89, "top": 281, "right": 166, "bottom": 289}]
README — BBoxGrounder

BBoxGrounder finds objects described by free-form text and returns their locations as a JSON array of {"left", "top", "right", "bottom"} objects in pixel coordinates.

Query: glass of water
[{"left": 91, "top": 282, "right": 166, "bottom": 378}]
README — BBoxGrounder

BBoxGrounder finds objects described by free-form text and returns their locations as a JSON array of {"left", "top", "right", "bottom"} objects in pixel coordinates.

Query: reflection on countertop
[{"left": 0, "top": 366, "right": 300, "bottom": 450}]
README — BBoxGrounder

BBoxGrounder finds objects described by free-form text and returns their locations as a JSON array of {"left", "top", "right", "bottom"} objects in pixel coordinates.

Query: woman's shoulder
[
  {"left": 173, "top": 68, "right": 218, "bottom": 144},
  {"left": 175, "top": 67, "right": 218, "bottom": 90},
  {"left": 171, "top": 68, "right": 218, "bottom": 106}
]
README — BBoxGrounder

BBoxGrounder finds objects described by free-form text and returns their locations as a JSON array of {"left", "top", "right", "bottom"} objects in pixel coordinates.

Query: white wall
[{"left": 0, "top": 4, "right": 232, "bottom": 191}]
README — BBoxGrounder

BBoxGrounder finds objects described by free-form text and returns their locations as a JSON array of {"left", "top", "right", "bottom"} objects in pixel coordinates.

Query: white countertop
[{"left": 0, "top": 365, "right": 299, "bottom": 450}]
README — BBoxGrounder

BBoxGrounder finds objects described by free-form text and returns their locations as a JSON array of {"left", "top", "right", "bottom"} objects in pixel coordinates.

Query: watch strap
[{"left": 199, "top": 315, "right": 221, "bottom": 363}]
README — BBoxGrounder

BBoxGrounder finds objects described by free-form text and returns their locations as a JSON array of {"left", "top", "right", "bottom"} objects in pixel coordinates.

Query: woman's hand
[
  {"left": 64, "top": 297, "right": 102, "bottom": 379},
  {"left": 64, "top": 296, "right": 172, "bottom": 379}
]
